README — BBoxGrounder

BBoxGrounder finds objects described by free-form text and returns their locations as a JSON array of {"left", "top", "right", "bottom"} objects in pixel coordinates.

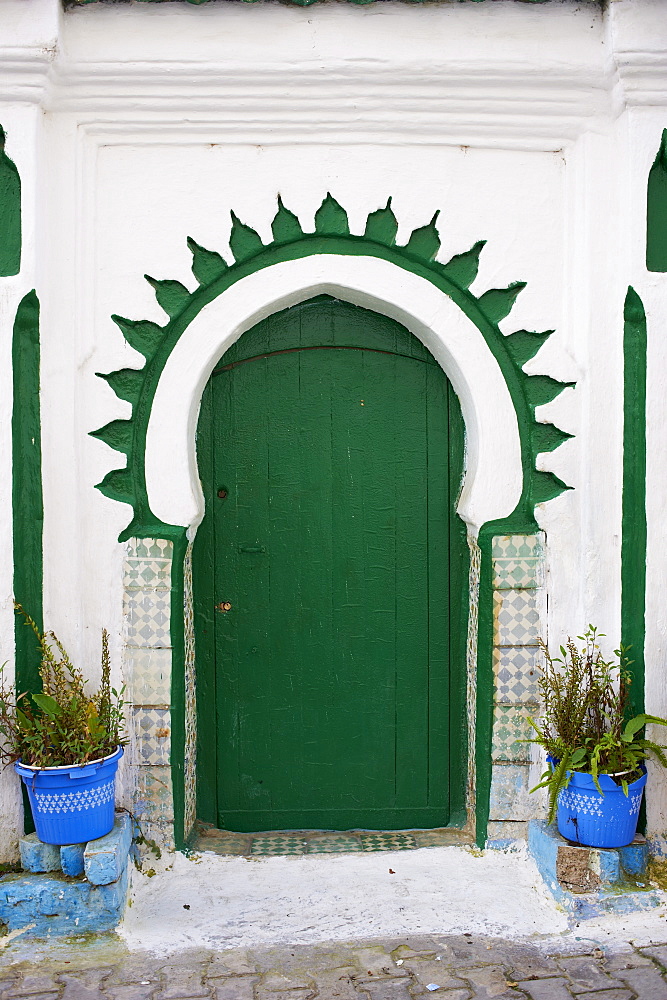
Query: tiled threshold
[{"left": 193, "top": 824, "right": 473, "bottom": 857}]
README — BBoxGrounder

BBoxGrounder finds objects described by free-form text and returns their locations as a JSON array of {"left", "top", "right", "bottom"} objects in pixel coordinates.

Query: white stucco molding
[{"left": 145, "top": 254, "right": 523, "bottom": 535}]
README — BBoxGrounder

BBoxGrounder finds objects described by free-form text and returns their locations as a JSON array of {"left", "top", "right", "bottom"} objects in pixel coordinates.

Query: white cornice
[{"left": 0, "top": 49, "right": 55, "bottom": 105}]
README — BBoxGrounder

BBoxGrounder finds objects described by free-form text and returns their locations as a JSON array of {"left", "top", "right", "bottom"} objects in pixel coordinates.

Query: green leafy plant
[
  {"left": 527, "top": 626, "right": 667, "bottom": 822},
  {"left": 0, "top": 604, "right": 126, "bottom": 768}
]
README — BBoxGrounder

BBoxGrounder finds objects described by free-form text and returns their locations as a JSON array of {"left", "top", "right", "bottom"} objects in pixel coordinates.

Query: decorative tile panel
[
  {"left": 124, "top": 646, "right": 172, "bottom": 705},
  {"left": 493, "top": 646, "right": 541, "bottom": 705},
  {"left": 493, "top": 589, "right": 541, "bottom": 646},
  {"left": 124, "top": 590, "right": 171, "bottom": 648},
  {"left": 127, "top": 539, "right": 174, "bottom": 562},
  {"left": 492, "top": 705, "right": 532, "bottom": 763},
  {"left": 123, "top": 556, "right": 172, "bottom": 591},
  {"left": 133, "top": 765, "right": 174, "bottom": 824},
  {"left": 132, "top": 707, "right": 172, "bottom": 765},
  {"left": 359, "top": 833, "right": 416, "bottom": 852},
  {"left": 306, "top": 835, "right": 363, "bottom": 854},
  {"left": 488, "top": 764, "right": 535, "bottom": 822},
  {"left": 250, "top": 835, "right": 306, "bottom": 856},
  {"left": 492, "top": 534, "right": 544, "bottom": 590}
]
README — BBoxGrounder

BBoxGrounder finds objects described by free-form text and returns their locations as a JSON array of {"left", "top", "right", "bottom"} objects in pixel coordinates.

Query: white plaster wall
[{"left": 1, "top": 0, "right": 667, "bottom": 851}]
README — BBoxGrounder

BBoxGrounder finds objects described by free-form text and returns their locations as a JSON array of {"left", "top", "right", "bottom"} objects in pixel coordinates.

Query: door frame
[{"left": 96, "top": 197, "right": 572, "bottom": 848}]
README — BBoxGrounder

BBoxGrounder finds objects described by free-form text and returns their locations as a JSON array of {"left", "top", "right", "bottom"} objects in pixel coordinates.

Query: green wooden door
[{"left": 194, "top": 296, "right": 469, "bottom": 832}]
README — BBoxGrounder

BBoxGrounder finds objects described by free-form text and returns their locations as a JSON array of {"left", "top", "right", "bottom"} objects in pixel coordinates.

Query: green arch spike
[
  {"left": 505, "top": 330, "right": 553, "bottom": 368},
  {"left": 229, "top": 212, "right": 264, "bottom": 263},
  {"left": 438, "top": 240, "right": 486, "bottom": 290},
  {"left": 96, "top": 467, "right": 134, "bottom": 505},
  {"left": 364, "top": 199, "right": 398, "bottom": 247},
  {"left": 314, "top": 194, "right": 350, "bottom": 237},
  {"left": 531, "top": 422, "right": 572, "bottom": 454},
  {"left": 272, "top": 198, "right": 304, "bottom": 245},
  {"left": 187, "top": 238, "right": 227, "bottom": 286},
  {"left": 112, "top": 316, "right": 164, "bottom": 360},
  {"left": 94, "top": 194, "right": 575, "bottom": 538},
  {"left": 524, "top": 374, "right": 575, "bottom": 408},
  {"left": 404, "top": 212, "right": 440, "bottom": 262},
  {"left": 477, "top": 282, "right": 526, "bottom": 324},
  {"left": 530, "top": 468, "right": 572, "bottom": 505},
  {"left": 145, "top": 276, "right": 191, "bottom": 319},
  {"left": 96, "top": 368, "right": 145, "bottom": 406},
  {"left": 90, "top": 419, "right": 133, "bottom": 456}
]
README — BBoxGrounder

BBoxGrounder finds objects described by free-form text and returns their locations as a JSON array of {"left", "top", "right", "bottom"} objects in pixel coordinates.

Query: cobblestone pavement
[{"left": 1, "top": 934, "right": 667, "bottom": 1000}]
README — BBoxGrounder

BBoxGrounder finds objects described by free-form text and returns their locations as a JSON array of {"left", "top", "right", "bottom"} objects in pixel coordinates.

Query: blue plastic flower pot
[
  {"left": 15, "top": 747, "right": 123, "bottom": 846},
  {"left": 556, "top": 766, "right": 647, "bottom": 848}
]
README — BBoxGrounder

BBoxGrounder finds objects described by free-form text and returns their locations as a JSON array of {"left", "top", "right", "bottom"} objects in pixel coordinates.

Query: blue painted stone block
[
  {"left": 0, "top": 864, "right": 129, "bottom": 936},
  {"left": 528, "top": 820, "right": 660, "bottom": 922},
  {"left": 619, "top": 837, "right": 649, "bottom": 877},
  {"left": 84, "top": 813, "right": 132, "bottom": 886},
  {"left": 19, "top": 834, "right": 60, "bottom": 873},
  {"left": 60, "top": 843, "right": 86, "bottom": 877}
]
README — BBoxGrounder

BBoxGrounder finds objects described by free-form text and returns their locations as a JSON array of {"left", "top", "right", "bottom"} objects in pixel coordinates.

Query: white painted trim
[{"left": 145, "top": 254, "right": 523, "bottom": 533}]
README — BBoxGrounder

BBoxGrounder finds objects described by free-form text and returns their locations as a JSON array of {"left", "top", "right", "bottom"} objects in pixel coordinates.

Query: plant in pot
[
  {"left": 0, "top": 605, "right": 126, "bottom": 846},
  {"left": 527, "top": 626, "right": 667, "bottom": 849}
]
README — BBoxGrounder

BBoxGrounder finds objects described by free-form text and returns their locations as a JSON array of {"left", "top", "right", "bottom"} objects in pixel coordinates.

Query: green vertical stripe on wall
[
  {"left": 647, "top": 130, "right": 667, "bottom": 273},
  {"left": 12, "top": 291, "right": 43, "bottom": 696},
  {"left": 0, "top": 126, "right": 21, "bottom": 277},
  {"left": 621, "top": 287, "right": 646, "bottom": 715}
]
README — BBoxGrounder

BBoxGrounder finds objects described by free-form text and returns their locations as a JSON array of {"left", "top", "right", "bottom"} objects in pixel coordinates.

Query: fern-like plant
[
  {"left": 0, "top": 605, "right": 126, "bottom": 768},
  {"left": 527, "top": 627, "right": 667, "bottom": 823}
]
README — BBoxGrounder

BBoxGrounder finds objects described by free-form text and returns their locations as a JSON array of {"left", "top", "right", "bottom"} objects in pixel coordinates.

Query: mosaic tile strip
[
  {"left": 491, "top": 534, "right": 543, "bottom": 561},
  {"left": 360, "top": 833, "right": 417, "bottom": 852},
  {"left": 124, "top": 646, "right": 172, "bottom": 705},
  {"left": 123, "top": 557, "right": 172, "bottom": 591},
  {"left": 306, "top": 835, "right": 363, "bottom": 854},
  {"left": 127, "top": 538, "right": 174, "bottom": 562},
  {"left": 136, "top": 819, "right": 175, "bottom": 854},
  {"left": 466, "top": 534, "right": 481, "bottom": 821},
  {"left": 250, "top": 835, "right": 306, "bottom": 856},
  {"left": 493, "top": 589, "right": 541, "bottom": 646},
  {"left": 183, "top": 543, "right": 197, "bottom": 840},
  {"left": 133, "top": 765, "right": 174, "bottom": 824},
  {"left": 492, "top": 705, "right": 532, "bottom": 763},
  {"left": 488, "top": 763, "right": 534, "bottom": 822},
  {"left": 132, "top": 707, "right": 172, "bottom": 766},
  {"left": 124, "top": 590, "right": 172, "bottom": 648},
  {"left": 493, "top": 646, "right": 541, "bottom": 705}
]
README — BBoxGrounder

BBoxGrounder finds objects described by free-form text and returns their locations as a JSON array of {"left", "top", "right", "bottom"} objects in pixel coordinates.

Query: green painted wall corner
[
  {"left": 0, "top": 125, "right": 21, "bottom": 277},
  {"left": 647, "top": 129, "right": 667, "bottom": 273}
]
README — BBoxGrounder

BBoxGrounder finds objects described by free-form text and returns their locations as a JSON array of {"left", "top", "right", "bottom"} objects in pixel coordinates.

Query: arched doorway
[{"left": 193, "top": 295, "right": 469, "bottom": 832}]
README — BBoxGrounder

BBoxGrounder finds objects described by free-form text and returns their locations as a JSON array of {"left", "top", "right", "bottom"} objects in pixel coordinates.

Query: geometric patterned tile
[
  {"left": 488, "top": 763, "right": 533, "bottom": 821},
  {"left": 249, "top": 835, "right": 306, "bottom": 856},
  {"left": 359, "top": 833, "right": 417, "bottom": 852},
  {"left": 493, "top": 646, "right": 541, "bottom": 705},
  {"left": 493, "top": 555, "right": 544, "bottom": 590},
  {"left": 133, "top": 765, "right": 174, "bottom": 823},
  {"left": 123, "top": 556, "right": 172, "bottom": 591},
  {"left": 492, "top": 705, "right": 532, "bottom": 763},
  {"left": 492, "top": 534, "right": 544, "bottom": 590},
  {"left": 124, "top": 646, "right": 172, "bottom": 705},
  {"left": 491, "top": 534, "right": 543, "bottom": 561},
  {"left": 124, "top": 590, "right": 171, "bottom": 647},
  {"left": 493, "top": 589, "right": 541, "bottom": 646},
  {"left": 126, "top": 538, "right": 174, "bottom": 562},
  {"left": 306, "top": 835, "right": 363, "bottom": 854},
  {"left": 132, "top": 707, "right": 171, "bottom": 765}
]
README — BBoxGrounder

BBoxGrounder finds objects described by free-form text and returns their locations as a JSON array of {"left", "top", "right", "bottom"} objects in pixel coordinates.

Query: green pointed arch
[{"left": 93, "top": 194, "right": 573, "bottom": 542}]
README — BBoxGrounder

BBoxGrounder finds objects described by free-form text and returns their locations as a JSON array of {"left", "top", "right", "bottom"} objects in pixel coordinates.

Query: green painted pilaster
[
  {"left": 12, "top": 291, "right": 43, "bottom": 696},
  {"left": 0, "top": 126, "right": 21, "bottom": 277},
  {"left": 621, "top": 287, "right": 647, "bottom": 715},
  {"left": 647, "top": 130, "right": 667, "bottom": 273}
]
